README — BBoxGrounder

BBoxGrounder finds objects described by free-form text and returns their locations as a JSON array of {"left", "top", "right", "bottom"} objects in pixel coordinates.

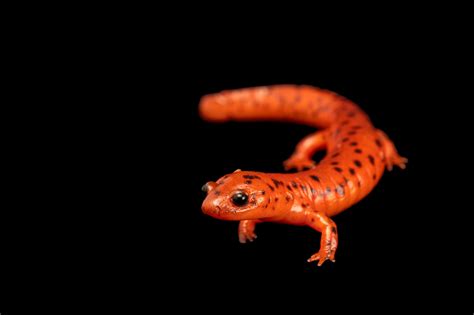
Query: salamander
[{"left": 199, "top": 85, "right": 407, "bottom": 266}]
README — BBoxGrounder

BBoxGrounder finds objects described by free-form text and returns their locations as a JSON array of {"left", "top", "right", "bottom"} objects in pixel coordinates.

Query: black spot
[
  {"left": 341, "top": 120, "right": 350, "bottom": 126},
  {"left": 368, "top": 154, "right": 375, "bottom": 165},
  {"left": 261, "top": 191, "right": 266, "bottom": 195},
  {"left": 267, "top": 184, "right": 275, "bottom": 191},
  {"left": 336, "top": 185, "right": 345, "bottom": 196},
  {"left": 354, "top": 160, "right": 362, "bottom": 168},
  {"left": 349, "top": 168, "right": 356, "bottom": 175},
  {"left": 291, "top": 181, "right": 298, "bottom": 188},
  {"left": 214, "top": 190, "right": 221, "bottom": 196},
  {"left": 342, "top": 137, "right": 349, "bottom": 143},
  {"left": 245, "top": 180, "right": 252, "bottom": 184},
  {"left": 357, "top": 180, "right": 361, "bottom": 187},
  {"left": 310, "top": 187, "right": 316, "bottom": 194},
  {"left": 286, "top": 184, "right": 293, "bottom": 191},
  {"left": 331, "top": 152, "right": 340, "bottom": 158},
  {"left": 274, "top": 197, "right": 279, "bottom": 202},
  {"left": 271, "top": 178, "right": 283, "bottom": 188},
  {"left": 332, "top": 227, "right": 337, "bottom": 234},
  {"left": 373, "top": 174, "right": 377, "bottom": 180},
  {"left": 349, "top": 142, "right": 358, "bottom": 146},
  {"left": 354, "top": 148, "right": 362, "bottom": 154},
  {"left": 348, "top": 130, "right": 357, "bottom": 135},
  {"left": 326, "top": 187, "right": 332, "bottom": 193},
  {"left": 243, "top": 175, "right": 261, "bottom": 179},
  {"left": 334, "top": 167, "right": 343, "bottom": 173},
  {"left": 330, "top": 161, "right": 339, "bottom": 165},
  {"left": 300, "top": 185, "right": 307, "bottom": 193},
  {"left": 311, "top": 218, "right": 315, "bottom": 222},
  {"left": 375, "top": 138, "right": 383, "bottom": 148},
  {"left": 285, "top": 195, "right": 291, "bottom": 202},
  {"left": 343, "top": 177, "right": 349, "bottom": 184},
  {"left": 310, "top": 175, "right": 320, "bottom": 182}
]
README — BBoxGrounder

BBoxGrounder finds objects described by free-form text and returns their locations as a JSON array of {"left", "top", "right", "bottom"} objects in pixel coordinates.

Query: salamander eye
[{"left": 231, "top": 191, "right": 249, "bottom": 207}]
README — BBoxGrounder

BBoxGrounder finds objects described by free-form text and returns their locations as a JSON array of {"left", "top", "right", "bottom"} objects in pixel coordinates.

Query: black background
[{"left": 1, "top": 29, "right": 471, "bottom": 312}]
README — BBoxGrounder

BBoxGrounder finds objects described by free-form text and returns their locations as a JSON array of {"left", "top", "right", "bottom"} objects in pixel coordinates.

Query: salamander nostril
[{"left": 201, "top": 181, "right": 217, "bottom": 193}]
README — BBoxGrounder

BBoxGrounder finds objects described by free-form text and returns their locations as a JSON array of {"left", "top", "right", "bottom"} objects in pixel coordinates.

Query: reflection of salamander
[{"left": 200, "top": 85, "right": 407, "bottom": 266}]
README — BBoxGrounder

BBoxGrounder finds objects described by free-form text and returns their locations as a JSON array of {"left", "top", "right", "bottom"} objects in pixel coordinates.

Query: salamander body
[{"left": 200, "top": 85, "right": 406, "bottom": 266}]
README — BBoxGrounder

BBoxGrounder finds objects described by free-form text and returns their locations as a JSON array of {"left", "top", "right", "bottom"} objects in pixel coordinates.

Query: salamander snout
[{"left": 201, "top": 181, "right": 222, "bottom": 217}]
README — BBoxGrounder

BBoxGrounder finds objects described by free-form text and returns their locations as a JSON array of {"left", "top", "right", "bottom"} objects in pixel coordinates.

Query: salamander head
[{"left": 201, "top": 171, "right": 272, "bottom": 220}]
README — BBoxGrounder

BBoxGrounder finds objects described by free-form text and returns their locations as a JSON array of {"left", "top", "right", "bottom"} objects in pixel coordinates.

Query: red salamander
[{"left": 200, "top": 85, "right": 407, "bottom": 266}]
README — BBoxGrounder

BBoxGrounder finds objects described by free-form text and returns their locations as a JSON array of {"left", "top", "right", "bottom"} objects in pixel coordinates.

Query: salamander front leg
[
  {"left": 238, "top": 220, "right": 260, "bottom": 243},
  {"left": 306, "top": 211, "right": 338, "bottom": 266},
  {"left": 283, "top": 131, "right": 328, "bottom": 171}
]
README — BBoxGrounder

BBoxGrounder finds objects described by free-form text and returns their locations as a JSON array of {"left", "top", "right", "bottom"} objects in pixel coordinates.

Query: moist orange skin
[{"left": 200, "top": 85, "right": 406, "bottom": 266}]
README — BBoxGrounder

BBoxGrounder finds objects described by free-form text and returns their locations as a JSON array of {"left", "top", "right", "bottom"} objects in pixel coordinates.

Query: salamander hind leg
[
  {"left": 283, "top": 131, "right": 328, "bottom": 171},
  {"left": 375, "top": 129, "right": 408, "bottom": 171},
  {"left": 306, "top": 211, "right": 338, "bottom": 266},
  {"left": 238, "top": 220, "right": 260, "bottom": 243}
]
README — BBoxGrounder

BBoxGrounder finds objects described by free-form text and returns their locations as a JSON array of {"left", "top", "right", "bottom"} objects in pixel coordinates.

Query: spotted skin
[{"left": 200, "top": 85, "right": 407, "bottom": 266}]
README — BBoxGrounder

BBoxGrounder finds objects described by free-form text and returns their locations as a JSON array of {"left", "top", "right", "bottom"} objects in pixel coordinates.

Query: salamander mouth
[
  {"left": 213, "top": 207, "right": 256, "bottom": 220},
  {"left": 210, "top": 205, "right": 237, "bottom": 216},
  {"left": 203, "top": 203, "right": 249, "bottom": 219}
]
